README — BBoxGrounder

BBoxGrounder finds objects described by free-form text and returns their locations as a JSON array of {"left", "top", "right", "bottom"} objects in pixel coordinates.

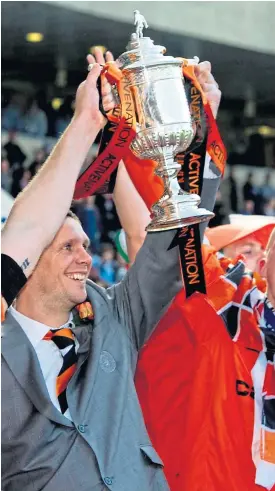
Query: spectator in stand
[
  {"left": 2, "top": 93, "right": 25, "bottom": 132},
  {"left": 242, "top": 199, "right": 255, "bottom": 215},
  {"left": 76, "top": 196, "right": 102, "bottom": 253},
  {"left": 95, "top": 193, "right": 121, "bottom": 243},
  {"left": 11, "top": 168, "right": 24, "bottom": 198},
  {"left": 20, "top": 169, "right": 32, "bottom": 190},
  {"left": 55, "top": 96, "right": 74, "bottom": 136},
  {"left": 23, "top": 99, "right": 48, "bottom": 138},
  {"left": 228, "top": 168, "right": 238, "bottom": 213},
  {"left": 208, "top": 190, "right": 228, "bottom": 227},
  {"left": 254, "top": 185, "right": 265, "bottom": 215},
  {"left": 3, "top": 131, "right": 26, "bottom": 170},
  {"left": 243, "top": 172, "right": 256, "bottom": 203},
  {"left": 1, "top": 155, "right": 12, "bottom": 194},
  {"left": 11, "top": 168, "right": 32, "bottom": 199},
  {"left": 116, "top": 252, "right": 128, "bottom": 282},
  {"left": 92, "top": 242, "right": 118, "bottom": 286},
  {"left": 29, "top": 148, "right": 47, "bottom": 177},
  {"left": 261, "top": 172, "right": 275, "bottom": 201},
  {"left": 264, "top": 197, "right": 275, "bottom": 217}
]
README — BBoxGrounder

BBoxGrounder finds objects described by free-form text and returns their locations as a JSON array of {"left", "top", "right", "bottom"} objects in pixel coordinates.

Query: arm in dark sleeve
[
  {"left": 104, "top": 174, "right": 221, "bottom": 350},
  {"left": 1, "top": 254, "right": 27, "bottom": 315}
]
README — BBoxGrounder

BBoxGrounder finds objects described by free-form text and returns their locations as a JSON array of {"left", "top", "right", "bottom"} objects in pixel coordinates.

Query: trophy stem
[{"left": 146, "top": 154, "right": 214, "bottom": 232}]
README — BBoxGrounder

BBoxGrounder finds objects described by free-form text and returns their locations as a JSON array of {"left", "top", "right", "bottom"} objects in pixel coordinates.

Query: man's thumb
[{"left": 87, "top": 63, "right": 102, "bottom": 85}]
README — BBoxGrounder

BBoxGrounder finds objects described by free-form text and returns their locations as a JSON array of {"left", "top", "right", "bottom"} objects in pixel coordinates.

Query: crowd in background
[
  {"left": 2, "top": 90, "right": 74, "bottom": 139},
  {"left": 2, "top": 92, "right": 275, "bottom": 285},
  {"left": 1, "top": 129, "right": 128, "bottom": 287},
  {"left": 210, "top": 168, "right": 275, "bottom": 227}
]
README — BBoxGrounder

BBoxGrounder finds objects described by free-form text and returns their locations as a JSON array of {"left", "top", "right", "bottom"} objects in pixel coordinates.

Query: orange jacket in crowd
[{"left": 135, "top": 246, "right": 275, "bottom": 491}]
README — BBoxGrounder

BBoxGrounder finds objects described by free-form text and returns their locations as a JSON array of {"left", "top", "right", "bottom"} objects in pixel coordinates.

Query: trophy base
[{"left": 146, "top": 207, "right": 214, "bottom": 232}]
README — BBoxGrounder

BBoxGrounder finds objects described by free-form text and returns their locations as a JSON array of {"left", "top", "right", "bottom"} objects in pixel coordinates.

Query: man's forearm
[
  {"left": 2, "top": 113, "right": 102, "bottom": 276},
  {"left": 108, "top": 228, "right": 181, "bottom": 350},
  {"left": 113, "top": 162, "right": 150, "bottom": 264},
  {"left": 108, "top": 171, "right": 221, "bottom": 352}
]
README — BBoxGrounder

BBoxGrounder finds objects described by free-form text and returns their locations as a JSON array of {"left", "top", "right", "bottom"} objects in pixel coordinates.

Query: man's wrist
[{"left": 72, "top": 111, "right": 106, "bottom": 135}]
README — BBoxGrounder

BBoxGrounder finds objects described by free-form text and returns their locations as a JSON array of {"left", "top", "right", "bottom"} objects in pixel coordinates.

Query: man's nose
[{"left": 76, "top": 248, "right": 92, "bottom": 265}]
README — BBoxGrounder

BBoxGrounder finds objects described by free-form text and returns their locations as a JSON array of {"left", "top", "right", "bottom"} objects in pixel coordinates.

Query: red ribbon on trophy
[
  {"left": 168, "top": 61, "right": 227, "bottom": 297},
  {"left": 74, "top": 59, "right": 227, "bottom": 297},
  {"left": 74, "top": 60, "right": 226, "bottom": 201},
  {"left": 74, "top": 62, "right": 136, "bottom": 199}
]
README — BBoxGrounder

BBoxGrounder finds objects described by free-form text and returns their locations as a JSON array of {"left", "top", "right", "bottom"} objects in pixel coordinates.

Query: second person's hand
[{"left": 194, "top": 61, "right": 221, "bottom": 119}]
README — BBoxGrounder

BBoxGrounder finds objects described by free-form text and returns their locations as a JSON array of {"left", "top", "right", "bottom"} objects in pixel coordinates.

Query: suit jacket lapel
[
  {"left": 68, "top": 286, "right": 108, "bottom": 421},
  {"left": 2, "top": 311, "right": 73, "bottom": 428}
]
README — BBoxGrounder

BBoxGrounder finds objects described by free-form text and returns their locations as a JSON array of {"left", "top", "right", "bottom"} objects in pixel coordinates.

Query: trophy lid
[{"left": 118, "top": 11, "right": 181, "bottom": 70}]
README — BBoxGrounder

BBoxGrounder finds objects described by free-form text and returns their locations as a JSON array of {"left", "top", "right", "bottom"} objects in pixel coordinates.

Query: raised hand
[
  {"left": 87, "top": 47, "right": 116, "bottom": 114},
  {"left": 194, "top": 61, "right": 221, "bottom": 119},
  {"left": 74, "top": 63, "right": 106, "bottom": 129}
]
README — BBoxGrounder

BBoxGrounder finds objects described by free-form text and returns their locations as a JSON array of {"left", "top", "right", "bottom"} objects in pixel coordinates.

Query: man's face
[
  {"left": 27, "top": 217, "right": 92, "bottom": 310},
  {"left": 223, "top": 238, "right": 264, "bottom": 273}
]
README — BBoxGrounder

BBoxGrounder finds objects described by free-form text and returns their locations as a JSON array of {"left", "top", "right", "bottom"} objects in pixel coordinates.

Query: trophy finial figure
[{"left": 134, "top": 10, "right": 148, "bottom": 38}]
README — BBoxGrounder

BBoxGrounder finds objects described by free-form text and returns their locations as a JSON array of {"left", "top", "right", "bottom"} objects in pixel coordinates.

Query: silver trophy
[{"left": 118, "top": 12, "right": 214, "bottom": 232}]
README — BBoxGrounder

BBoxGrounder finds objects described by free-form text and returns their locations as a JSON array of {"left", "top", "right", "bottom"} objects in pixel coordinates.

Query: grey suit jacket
[{"left": 2, "top": 177, "right": 219, "bottom": 491}]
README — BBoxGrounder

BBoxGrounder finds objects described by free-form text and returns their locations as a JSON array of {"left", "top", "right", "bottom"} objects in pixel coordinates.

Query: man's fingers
[
  {"left": 195, "top": 69, "right": 213, "bottom": 84},
  {"left": 201, "top": 85, "right": 221, "bottom": 107},
  {"left": 103, "top": 93, "right": 115, "bottom": 106},
  {"left": 101, "top": 83, "right": 112, "bottom": 97},
  {"left": 196, "top": 71, "right": 219, "bottom": 89},
  {"left": 106, "top": 51, "right": 114, "bottom": 62},
  {"left": 101, "top": 51, "right": 114, "bottom": 95},
  {"left": 88, "top": 49, "right": 114, "bottom": 66},
  {"left": 201, "top": 85, "right": 221, "bottom": 118},
  {"left": 196, "top": 60, "right": 211, "bottom": 74},
  {"left": 86, "top": 63, "right": 102, "bottom": 85},
  {"left": 104, "top": 101, "right": 115, "bottom": 112},
  {"left": 201, "top": 82, "right": 220, "bottom": 94},
  {"left": 87, "top": 54, "right": 95, "bottom": 65},
  {"left": 194, "top": 61, "right": 213, "bottom": 84},
  {"left": 93, "top": 46, "right": 105, "bottom": 66}
]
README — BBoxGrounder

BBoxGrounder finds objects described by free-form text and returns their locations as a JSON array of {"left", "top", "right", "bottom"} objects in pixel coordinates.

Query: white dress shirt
[{"left": 9, "top": 305, "right": 79, "bottom": 421}]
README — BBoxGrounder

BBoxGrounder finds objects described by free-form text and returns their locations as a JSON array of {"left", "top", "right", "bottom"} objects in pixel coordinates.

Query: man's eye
[{"left": 64, "top": 243, "right": 72, "bottom": 251}]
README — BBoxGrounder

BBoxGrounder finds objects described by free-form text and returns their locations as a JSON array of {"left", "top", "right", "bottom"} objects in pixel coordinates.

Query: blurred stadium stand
[{"left": 2, "top": 1, "right": 275, "bottom": 162}]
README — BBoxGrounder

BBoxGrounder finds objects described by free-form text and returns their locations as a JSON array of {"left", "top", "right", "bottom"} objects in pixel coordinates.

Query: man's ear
[{"left": 258, "top": 257, "right": 267, "bottom": 278}]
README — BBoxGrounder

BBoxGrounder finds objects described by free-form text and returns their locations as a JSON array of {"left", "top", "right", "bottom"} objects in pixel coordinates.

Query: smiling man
[
  {"left": 1, "top": 62, "right": 105, "bottom": 321},
  {"left": 2, "top": 47, "right": 222, "bottom": 491},
  {"left": 2, "top": 205, "right": 185, "bottom": 491},
  {"left": 12, "top": 211, "right": 92, "bottom": 328},
  {"left": 2, "top": 148, "right": 221, "bottom": 490}
]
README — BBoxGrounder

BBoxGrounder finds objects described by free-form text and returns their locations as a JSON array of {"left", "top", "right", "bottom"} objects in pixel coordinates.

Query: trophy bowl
[{"left": 117, "top": 16, "right": 214, "bottom": 232}]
